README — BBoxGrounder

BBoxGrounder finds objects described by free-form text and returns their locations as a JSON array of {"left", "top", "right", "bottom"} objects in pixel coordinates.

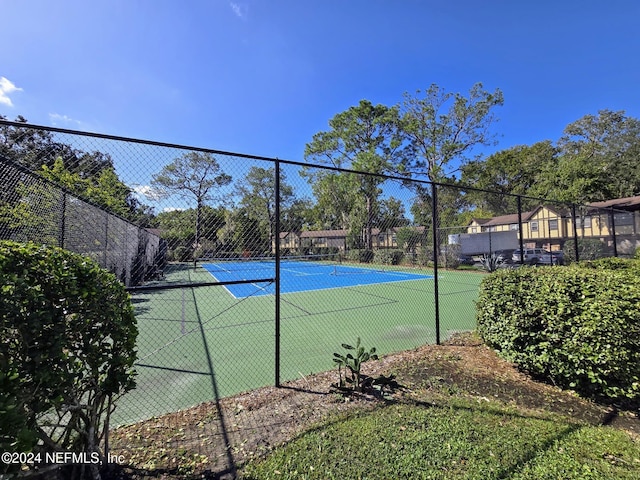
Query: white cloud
[
  {"left": 163, "top": 206, "right": 185, "bottom": 213},
  {"left": 229, "top": 2, "right": 247, "bottom": 19},
  {"left": 49, "top": 113, "right": 82, "bottom": 126},
  {"left": 0, "top": 76, "right": 22, "bottom": 107},
  {"left": 133, "top": 185, "right": 164, "bottom": 201}
]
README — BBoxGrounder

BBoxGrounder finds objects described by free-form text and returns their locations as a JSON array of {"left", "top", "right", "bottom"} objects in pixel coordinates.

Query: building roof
[
  {"left": 281, "top": 226, "right": 426, "bottom": 239},
  {"left": 471, "top": 210, "right": 536, "bottom": 227},
  {"left": 587, "top": 195, "right": 640, "bottom": 211},
  {"left": 300, "top": 229, "right": 348, "bottom": 238}
]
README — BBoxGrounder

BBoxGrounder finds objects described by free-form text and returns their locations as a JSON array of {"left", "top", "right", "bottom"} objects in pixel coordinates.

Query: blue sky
[{"left": 2, "top": 0, "right": 640, "bottom": 184}]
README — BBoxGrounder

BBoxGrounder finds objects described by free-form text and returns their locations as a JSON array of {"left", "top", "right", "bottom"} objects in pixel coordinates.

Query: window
[
  {"left": 530, "top": 221, "right": 539, "bottom": 232},
  {"left": 509, "top": 223, "right": 518, "bottom": 231},
  {"left": 576, "top": 216, "right": 592, "bottom": 228},
  {"left": 391, "top": 234, "right": 397, "bottom": 244},
  {"left": 614, "top": 212, "right": 634, "bottom": 226},
  {"left": 471, "top": 227, "right": 477, "bottom": 233},
  {"left": 548, "top": 219, "right": 558, "bottom": 231}
]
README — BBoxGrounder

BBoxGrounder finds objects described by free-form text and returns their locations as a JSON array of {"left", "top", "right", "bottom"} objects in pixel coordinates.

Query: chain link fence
[{"left": 2, "top": 119, "right": 639, "bottom": 477}]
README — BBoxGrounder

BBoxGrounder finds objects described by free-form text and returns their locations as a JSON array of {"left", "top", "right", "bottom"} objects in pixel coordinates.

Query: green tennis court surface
[{"left": 115, "top": 263, "right": 483, "bottom": 426}]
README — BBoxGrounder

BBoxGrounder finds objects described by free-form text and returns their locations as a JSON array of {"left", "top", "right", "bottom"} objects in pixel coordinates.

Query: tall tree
[
  {"left": 375, "top": 197, "right": 409, "bottom": 229},
  {"left": 281, "top": 198, "right": 314, "bottom": 234},
  {"left": 307, "top": 172, "right": 360, "bottom": 230},
  {"left": 399, "top": 83, "right": 503, "bottom": 252},
  {"left": 156, "top": 206, "right": 226, "bottom": 256},
  {"left": 151, "top": 152, "right": 231, "bottom": 256},
  {"left": 218, "top": 207, "right": 266, "bottom": 254},
  {"left": 1, "top": 118, "right": 153, "bottom": 225},
  {"left": 461, "top": 141, "right": 558, "bottom": 214},
  {"left": 399, "top": 83, "right": 504, "bottom": 183},
  {"left": 546, "top": 110, "right": 640, "bottom": 202},
  {"left": 303, "top": 100, "right": 404, "bottom": 249},
  {"left": 236, "top": 166, "right": 294, "bottom": 254}
]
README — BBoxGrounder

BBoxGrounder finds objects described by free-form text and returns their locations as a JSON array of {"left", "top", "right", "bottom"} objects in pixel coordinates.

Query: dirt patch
[{"left": 107, "top": 333, "right": 639, "bottom": 479}]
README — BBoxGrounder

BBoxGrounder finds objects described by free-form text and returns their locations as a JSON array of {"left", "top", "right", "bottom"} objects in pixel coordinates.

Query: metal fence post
[
  {"left": 59, "top": 191, "right": 66, "bottom": 248},
  {"left": 571, "top": 204, "right": 579, "bottom": 262},
  {"left": 610, "top": 207, "right": 618, "bottom": 257},
  {"left": 275, "top": 160, "right": 281, "bottom": 387},
  {"left": 431, "top": 183, "right": 440, "bottom": 345},
  {"left": 517, "top": 196, "right": 524, "bottom": 265},
  {"left": 103, "top": 212, "right": 109, "bottom": 267}
]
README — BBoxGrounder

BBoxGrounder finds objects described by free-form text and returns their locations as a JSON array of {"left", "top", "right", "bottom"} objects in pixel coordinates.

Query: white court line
[{"left": 204, "top": 261, "right": 434, "bottom": 298}]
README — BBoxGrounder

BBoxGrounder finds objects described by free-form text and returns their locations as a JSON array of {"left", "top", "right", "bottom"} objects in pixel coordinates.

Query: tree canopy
[
  {"left": 399, "top": 83, "right": 504, "bottom": 182},
  {"left": 236, "top": 166, "right": 295, "bottom": 254},
  {"left": 303, "top": 100, "right": 404, "bottom": 249},
  {"left": 151, "top": 152, "right": 232, "bottom": 255},
  {"left": 4, "top": 95, "right": 640, "bottom": 264}
]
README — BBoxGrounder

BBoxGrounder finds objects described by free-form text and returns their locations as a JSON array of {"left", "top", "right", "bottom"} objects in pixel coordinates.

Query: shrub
[
  {"left": 416, "top": 246, "right": 432, "bottom": 266},
  {"left": 0, "top": 241, "right": 137, "bottom": 478},
  {"left": 478, "top": 253, "right": 502, "bottom": 272},
  {"left": 476, "top": 265, "right": 640, "bottom": 403},
  {"left": 563, "top": 238, "right": 610, "bottom": 263},
  {"left": 574, "top": 256, "right": 640, "bottom": 273},
  {"left": 373, "top": 249, "right": 404, "bottom": 265},
  {"left": 345, "top": 249, "right": 374, "bottom": 263},
  {"left": 439, "top": 244, "right": 461, "bottom": 269}
]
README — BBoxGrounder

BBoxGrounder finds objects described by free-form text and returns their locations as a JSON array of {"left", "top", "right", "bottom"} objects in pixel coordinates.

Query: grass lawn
[
  {"left": 241, "top": 401, "right": 640, "bottom": 479},
  {"left": 240, "top": 334, "right": 640, "bottom": 480}
]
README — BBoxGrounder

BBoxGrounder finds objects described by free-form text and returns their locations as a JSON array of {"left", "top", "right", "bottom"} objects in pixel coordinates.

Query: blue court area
[{"left": 200, "top": 257, "right": 434, "bottom": 298}]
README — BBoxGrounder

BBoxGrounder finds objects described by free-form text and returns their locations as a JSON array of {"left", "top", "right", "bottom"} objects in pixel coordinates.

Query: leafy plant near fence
[
  {"left": 0, "top": 241, "right": 138, "bottom": 479},
  {"left": 478, "top": 253, "right": 503, "bottom": 272},
  {"left": 476, "top": 261, "right": 640, "bottom": 403},
  {"left": 332, "top": 338, "right": 379, "bottom": 392}
]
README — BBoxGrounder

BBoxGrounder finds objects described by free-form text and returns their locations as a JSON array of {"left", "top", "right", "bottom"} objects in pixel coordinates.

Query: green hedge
[
  {"left": 476, "top": 261, "right": 640, "bottom": 402},
  {"left": 345, "top": 249, "right": 374, "bottom": 263},
  {"left": 573, "top": 256, "right": 640, "bottom": 273},
  {"left": 373, "top": 249, "right": 404, "bottom": 265},
  {"left": 0, "top": 241, "right": 137, "bottom": 476}
]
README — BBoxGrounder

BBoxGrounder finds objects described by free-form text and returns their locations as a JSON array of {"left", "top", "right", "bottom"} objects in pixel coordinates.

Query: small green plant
[
  {"left": 332, "top": 338, "right": 378, "bottom": 392},
  {"left": 479, "top": 253, "right": 503, "bottom": 272}
]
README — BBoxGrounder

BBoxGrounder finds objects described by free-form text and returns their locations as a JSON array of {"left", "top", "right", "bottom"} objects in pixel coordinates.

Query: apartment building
[{"left": 466, "top": 195, "right": 640, "bottom": 255}]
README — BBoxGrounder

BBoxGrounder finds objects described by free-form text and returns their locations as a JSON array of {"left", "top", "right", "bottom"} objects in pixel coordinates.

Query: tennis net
[{"left": 196, "top": 253, "right": 342, "bottom": 274}]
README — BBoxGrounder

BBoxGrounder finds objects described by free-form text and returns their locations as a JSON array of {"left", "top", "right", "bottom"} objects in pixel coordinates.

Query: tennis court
[
  {"left": 115, "top": 260, "right": 482, "bottom": 426},
  {"left": 200, "top": 255, "right": 435, "bottom": 297}
]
